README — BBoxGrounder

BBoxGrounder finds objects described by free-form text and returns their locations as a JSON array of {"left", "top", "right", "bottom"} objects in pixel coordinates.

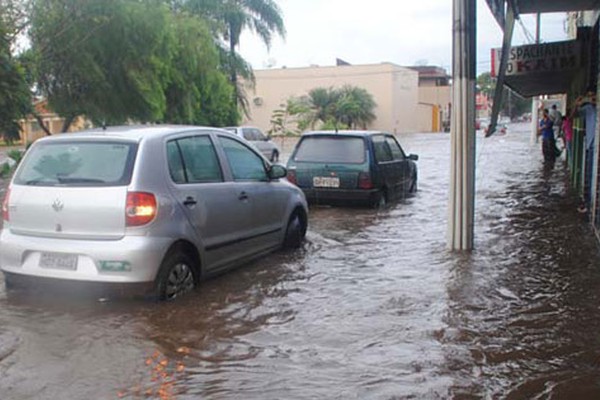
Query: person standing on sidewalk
[{"left": 538, "top": 109, "right": 557, "bottom": 164}]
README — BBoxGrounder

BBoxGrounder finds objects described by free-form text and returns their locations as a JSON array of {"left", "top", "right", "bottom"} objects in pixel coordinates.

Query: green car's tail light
[{"left": 358, "top": 172, "right": 374, "bottom": 190}]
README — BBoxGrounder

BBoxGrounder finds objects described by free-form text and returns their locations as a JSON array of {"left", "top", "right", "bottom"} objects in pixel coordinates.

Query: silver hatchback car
[
  {"left": 0, "top": 126, "right": 308, "bottom": 299},
  {"left": 224, "top": 126, "right": 281, "bottom": 162}
]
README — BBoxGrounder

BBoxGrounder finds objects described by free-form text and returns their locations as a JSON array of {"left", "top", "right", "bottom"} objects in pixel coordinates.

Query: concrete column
[
  {"left": 531, "top": 98, "right": 539, "bottom": 145},
  {"left": 448, "top": 0, "right": 476, "bottom": 251}
]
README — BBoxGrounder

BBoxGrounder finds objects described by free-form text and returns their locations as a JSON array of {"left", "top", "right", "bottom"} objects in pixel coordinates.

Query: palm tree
[
  {"left": 184, "top": 0, "right": 285, "bottom": 112},
  {"left": 293, "top": 86, "right": 377, "bottom": 131},
  {"left": 336, "top": 85, "right": 376, "bottom": 129}
]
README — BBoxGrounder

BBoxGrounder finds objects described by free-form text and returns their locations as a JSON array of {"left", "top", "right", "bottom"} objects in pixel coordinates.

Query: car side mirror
[
  {"left": 408, "top": 154, "right": 419, "bottom": 161},
  {"left": 268, "top": 164, "right": 287, "bottom": 179}
]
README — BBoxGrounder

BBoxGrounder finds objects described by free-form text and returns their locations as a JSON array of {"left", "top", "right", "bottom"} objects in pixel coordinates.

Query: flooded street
[{"left": 2, "top": 123, "right": 600, "bottom": 399}]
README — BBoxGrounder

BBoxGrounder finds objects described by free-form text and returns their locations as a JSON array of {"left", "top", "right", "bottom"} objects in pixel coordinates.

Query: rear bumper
[
  {"left": 2, "top": 271, "right": 153, "bottom": 297},
  {"left": 0, "top": 229, "right": 172, "bottom": 284},
  {"left": 301, "top": 188, "right": 379, "bottom": 205}
]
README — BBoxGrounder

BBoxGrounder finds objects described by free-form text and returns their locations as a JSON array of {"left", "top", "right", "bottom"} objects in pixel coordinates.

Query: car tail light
[
  {"left": 358, "top": 172, "right": 374, "bottom": 190},
  {"left": 287, "top": 169, "right": 297, "bottom": 185},
  {"left": 126, "top": 192, "right": 157, "bottom": 227},
  {"left": 2, "top": 188, "right": 10, "bottom": 221}
]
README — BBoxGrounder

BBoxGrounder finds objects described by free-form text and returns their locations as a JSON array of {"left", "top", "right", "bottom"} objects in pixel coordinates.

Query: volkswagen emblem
[{"left": 52, "top": 199, "right": 64, "bottom": 212}]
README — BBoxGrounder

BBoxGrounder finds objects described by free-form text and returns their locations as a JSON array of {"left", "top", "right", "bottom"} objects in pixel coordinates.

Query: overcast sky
[{"left": 238, "top": 0, "right": 569, "bottom": 75}]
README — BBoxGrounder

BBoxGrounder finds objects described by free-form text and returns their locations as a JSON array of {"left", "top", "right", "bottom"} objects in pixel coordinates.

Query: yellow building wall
[{"left": 243, "top": 63, "right": 420, "bottom": 134}]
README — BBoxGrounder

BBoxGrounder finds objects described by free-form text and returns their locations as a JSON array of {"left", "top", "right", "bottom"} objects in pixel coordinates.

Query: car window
[
  {"left": 14, "top": 141, "right": 137, "bottom": 187},
  {"left": 242, "top": 129, "right": 255, "bottom": 141},
  {"left": 168, "top": 135, "right": 223, "bottom": 184},
  {"left": 385, "top": 136, "right": 406, "bottom": 161},
  {"left": 372, "top": 135, "right": 393, "bottom": 163},
  {"left": 253, "top": 129, "right": 267, "bottom": 141},
  {"left": 293, "top": 136, "right": 365, "bottom": 164},
  {"left": 219, "top": 136, "right": 268, "bottom": 181},
  {"left": 166, "top": 141, "right": 186, "bottom": 184}
]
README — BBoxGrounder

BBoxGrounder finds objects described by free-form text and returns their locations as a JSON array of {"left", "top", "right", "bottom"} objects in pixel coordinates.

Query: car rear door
[{"left": 165, "top": 133, "right": 253, "bottom": 272}]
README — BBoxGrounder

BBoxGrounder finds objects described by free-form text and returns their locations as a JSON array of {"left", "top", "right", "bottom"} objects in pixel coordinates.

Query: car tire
[
  {"left": 270, "top": 150, "right": 279, "bottom": 163},
  {"left": 372, "top": 189, "right": 387, "bottom": 209},
  {"left": 155, "top": 249, "right": 196, "bottom": 301},
  {"left": 283, "top": 210, "right": 306, "bottom": 249},
  {"left": 3, "top": 273, "right": 15, "bottom": 289}
]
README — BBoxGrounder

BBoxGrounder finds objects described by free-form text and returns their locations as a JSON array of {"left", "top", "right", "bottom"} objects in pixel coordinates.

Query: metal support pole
[
  {"left": 448, "top": 0, "right": 476, "bottom": 251},
  {"left": 531, "top": 13, "right": 542, "bottom": 143},
  {"left": 487, "top": 3, "right": 515, "bottom": 137}
]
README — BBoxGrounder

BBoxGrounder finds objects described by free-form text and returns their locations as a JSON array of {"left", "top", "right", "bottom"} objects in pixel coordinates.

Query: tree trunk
[
  {"left": 229, "top": 31, "right": 238, "bottom": 106},
  {"left": 61, "top": 115, "right": 75, "bottom": 132},
  {"left": 33, "top": 113, "right": 52, "bottom": 136}
]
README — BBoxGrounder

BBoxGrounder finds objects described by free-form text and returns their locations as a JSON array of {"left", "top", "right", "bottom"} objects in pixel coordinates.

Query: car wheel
[
  {"left": 372, "top": 189, "right": 387, "bottom": 209},
  {"left": 155, "top": 250, "right": 196, "bottom": 301},
  {"left": 270, "top": 150, "right": 279, "bottom": 162},
  {"left": 283, "top": 210, "right": 306, "bottom": 249},
  {"left": 3, "top": 273, "right": 15, "bottom": 289}
]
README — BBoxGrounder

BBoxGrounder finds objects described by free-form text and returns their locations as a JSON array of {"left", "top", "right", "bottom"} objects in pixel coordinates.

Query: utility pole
[{"left": 448, "top": 0, "right": 476, "bottom": 250}]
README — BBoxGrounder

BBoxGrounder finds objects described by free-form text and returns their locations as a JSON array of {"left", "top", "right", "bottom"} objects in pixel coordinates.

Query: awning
[
  {"left": 517, "top": 0, "right": 600, "bottom": 14},
  {"left": 491, "top": 40, "right": 583, "bottom": 97},
  {"left": 485, "top": 0, "right": 598, "bottom": 136}
]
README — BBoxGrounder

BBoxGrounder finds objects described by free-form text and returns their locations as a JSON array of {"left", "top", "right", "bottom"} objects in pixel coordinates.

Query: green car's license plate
[{"left": 313, "top": 176, "right": 340, "bottom": 188}]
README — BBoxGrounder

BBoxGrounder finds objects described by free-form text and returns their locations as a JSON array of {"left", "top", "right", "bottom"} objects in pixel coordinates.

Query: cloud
[{"left": 238, "top": 0, "right": 568, "bottom": 74}]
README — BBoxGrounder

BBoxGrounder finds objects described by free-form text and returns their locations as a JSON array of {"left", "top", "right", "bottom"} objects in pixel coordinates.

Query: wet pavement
[{"left": 1, "top": 124, "right": 600, "bottom": 399}]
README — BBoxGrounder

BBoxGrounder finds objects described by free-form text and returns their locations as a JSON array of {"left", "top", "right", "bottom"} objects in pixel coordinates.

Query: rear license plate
[
  {"left": 39, "top": 252, "right": 78, "bottom": 270},
  {"left": 313, "top": 176, "right": 340, "bottom": 188}
]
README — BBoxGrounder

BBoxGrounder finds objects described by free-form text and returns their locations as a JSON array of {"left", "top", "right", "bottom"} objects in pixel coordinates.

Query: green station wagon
[{"left": 286, "top": 131, "right": 418, "bottom": 207}]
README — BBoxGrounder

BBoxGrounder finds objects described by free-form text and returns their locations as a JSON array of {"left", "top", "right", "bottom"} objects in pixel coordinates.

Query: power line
[{"left": 518, "top": 17, "right": 536, "bottom": 44}]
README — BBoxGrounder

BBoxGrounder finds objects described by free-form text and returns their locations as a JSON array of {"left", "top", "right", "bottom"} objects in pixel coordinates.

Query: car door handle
[
  {"left": 183, "top": 196, "right": 197, "bottom": 206},
  {"left": 238, "top": 191, "right": 249, "bottom": 201}
]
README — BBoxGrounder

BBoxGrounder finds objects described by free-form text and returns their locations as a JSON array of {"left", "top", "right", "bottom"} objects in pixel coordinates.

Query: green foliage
[
  {"left": 0, "top": 14, "right": 31, "bottom": 144},
  {"left": 28, "top": 0, "right": 238, "bottom": 128},
  {"left": 162, "top": 14, "right": 238, "bottom": 126},
  {"left": 0, "top": 162, "right": 11, "bottom": 178},
  {"left": 184, "top": 0, "right": 285, "bottom": 112},
  {"left": 7, "top": 149, "right": 23, "bottom": 164},
  {"left": 290, "top": 85, "right": 377, "bottom": 131},
  {"left": 477, "top": 72, "right": 531, "bottom": 120},
  {"left": 31, "top": 0, "right": 173, "bottom": 126}
]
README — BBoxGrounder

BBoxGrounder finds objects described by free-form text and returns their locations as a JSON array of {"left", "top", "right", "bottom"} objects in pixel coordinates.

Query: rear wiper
[{"left": 25, "top": 179, "right": 54, "bottom": 185}]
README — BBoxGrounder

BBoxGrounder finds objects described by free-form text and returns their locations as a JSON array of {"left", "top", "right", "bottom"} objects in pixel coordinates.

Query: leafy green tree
[
  {"left": 335, "top": 85, "right": 376, "bottom": 129},
  {"left": 0, "top": 13, "right": 31, "bottom": 144},
  {"left": 291, "top": 85, "right": 377, "bottom": 131},
  {"left": 184, "top": 0, "right": 285, "bottom": 112},
  {"left": 29, "top": 0, "right": 238, "bottom": 130},
  {"left": 162, "top": 14, "right": 237, "bottom": 126},
  {"left": 477, "top": 71, "right": 530, "bottom": 120},
  {"left": 30, "top": 0, "right": 174, "bottom": 128}
]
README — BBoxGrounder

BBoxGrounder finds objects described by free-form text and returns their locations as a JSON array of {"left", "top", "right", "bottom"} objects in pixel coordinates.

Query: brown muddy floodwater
[{"left": 2, "top": 124, "right": 600, "bottom": 399}]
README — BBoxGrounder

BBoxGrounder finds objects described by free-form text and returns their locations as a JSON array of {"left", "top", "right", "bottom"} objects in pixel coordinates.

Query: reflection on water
[{"left": 2, "top": 124, "right": 600, "bottom": 399}]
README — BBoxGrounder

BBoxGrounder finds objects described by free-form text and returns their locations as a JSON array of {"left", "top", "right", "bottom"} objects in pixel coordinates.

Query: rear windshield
[
  {"left": 14, "top": 140, "right": 138, "bottom": 187},
  {"left": 293, "top": 136, "right": 365, "bottom": 164}
]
